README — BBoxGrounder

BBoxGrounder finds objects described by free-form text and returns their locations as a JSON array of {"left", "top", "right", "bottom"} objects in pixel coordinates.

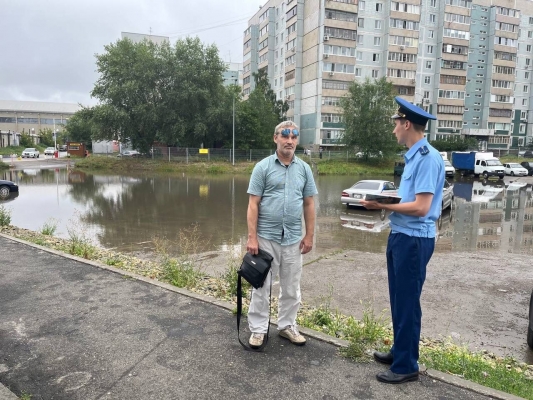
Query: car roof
[{"left": 355, "top": 180, "right": 391, "bottom": 184}]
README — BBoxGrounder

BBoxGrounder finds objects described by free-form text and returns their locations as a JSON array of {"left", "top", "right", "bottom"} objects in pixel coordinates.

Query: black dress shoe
[
  {"left": 376, "top": 370, "right": 419, "bottom": 384},
  {"left": 373, "top": 351, "right": 393, "bottom": 365}
]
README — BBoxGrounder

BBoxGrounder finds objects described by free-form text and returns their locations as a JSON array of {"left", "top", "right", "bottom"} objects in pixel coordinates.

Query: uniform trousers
[
  {"left": 386, "top": 232, "right": 434, "bottom": 374},
  {"left": 248, "top": 236, "right": 302, "bottom": 333}
]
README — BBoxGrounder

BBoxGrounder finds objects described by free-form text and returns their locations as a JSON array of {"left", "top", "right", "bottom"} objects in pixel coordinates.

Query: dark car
[
  {"left": 0, "top": 180, "right": 19, "bottom": 200},
  {"left": 528, "top": 290, "right": 533, "bottom": 349},
  {"left": 521, "top": 161, "right": 533, "bottom": 176},
  {"left": 524, "top": 150, "right": 533, "bottom": 159}
]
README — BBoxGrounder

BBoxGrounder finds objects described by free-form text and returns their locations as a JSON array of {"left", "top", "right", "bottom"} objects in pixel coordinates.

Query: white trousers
[{"left": 248, "top": 236, "right": 303, "bottom": 334}]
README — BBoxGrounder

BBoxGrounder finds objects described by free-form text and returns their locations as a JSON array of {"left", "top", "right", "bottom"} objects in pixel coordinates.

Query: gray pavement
[{"left": 0, "top": 236, "right": 496, "bottom": 400}]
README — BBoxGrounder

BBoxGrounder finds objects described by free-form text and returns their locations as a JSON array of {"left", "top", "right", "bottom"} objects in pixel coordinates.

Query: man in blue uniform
[{"left": 361, "top": 97, "right": 444, "bottom": 384}]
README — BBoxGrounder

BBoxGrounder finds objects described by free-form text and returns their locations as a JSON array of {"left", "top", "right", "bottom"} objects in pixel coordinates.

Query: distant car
[
  {"left": 442, "top": 179, "right": 454, "bottom": 210},
  {"left": 520, "top": 161, "right": 533, "bottom": 176},
  {"left": 444, "top": 160, "right": 456, "bottom": 178},
  {"left": 504, "top": 163, "right": 528, "bottom": 176},
  {"left": 356, "top": 151, "right": 383, "bottom": 158},
  {"left": 527, "top": 292, "right": 533, "bottom": 350},
  {"left": 44, "top": 147, "right": 55, "bottom": 156},
  {"left": 21, "top": 148, "right": 39, "bottom": 158},
  {"left": 59, "top": 145, "right": 68, "bottom": 151},
  {"left": 524, "top": 150, "right": 533, "bottom": 158},
  {"left": 341, "top": 180, "right": 397, "bottom": 208},
  {"left": 117, "top": 150, "right": 141, "bottom": 158},
  {"left": 0, "top": 179, "right": 19, "bottom": 200}
]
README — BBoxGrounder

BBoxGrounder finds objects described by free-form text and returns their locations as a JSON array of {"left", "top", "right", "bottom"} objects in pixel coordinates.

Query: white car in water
[
  {"left": 21, "top": 148, "right": 39, "bottom": 158},
  {"left": 341, "top": 180, "right": 398, "bottom": 208},
  {"left": 504, "top": 163, "right": 528, "bottom": 176}
]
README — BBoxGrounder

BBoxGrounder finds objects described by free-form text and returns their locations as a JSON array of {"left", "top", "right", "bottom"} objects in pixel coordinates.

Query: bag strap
[{"left": 237, "top": 270, "right": 272, "bottom": 351}]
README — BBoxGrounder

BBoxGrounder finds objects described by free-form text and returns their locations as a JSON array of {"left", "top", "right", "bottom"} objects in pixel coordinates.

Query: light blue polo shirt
[
  {"left": 248, "top": 153, "right": 318, "bottom": 245},
  {"left": 389, "top": 138, "right": 445, "bottom": 238}
]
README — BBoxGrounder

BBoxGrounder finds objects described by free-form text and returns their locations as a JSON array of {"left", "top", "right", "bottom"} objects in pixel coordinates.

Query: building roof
[{"left": 0, "top": 100, "right": 81, "bottom": 114}]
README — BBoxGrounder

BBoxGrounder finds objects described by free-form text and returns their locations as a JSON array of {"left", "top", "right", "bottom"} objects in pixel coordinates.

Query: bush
[
  {"left": 430, "top": 137, "right": 479, "bottom": 152},
  {"left": 0, "top": 205, "right": 11, "bottom": 226}
]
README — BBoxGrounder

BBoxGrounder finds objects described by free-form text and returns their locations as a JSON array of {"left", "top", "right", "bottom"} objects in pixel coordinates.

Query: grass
[
  {"left": 20, "top": 392, "right": 32, "bottom": 400},
  {"left": 0, "top": 162, "right": 8, "bottom": 170},
  {"left": 39, "top": 218, "right": 58, "bottom": 236},
  {"left": 0, "top": 205, "right": 11, "bottom": 226},
  {"left": 314, "top": 159, "right": 395, "bottom": 176},
  {"left": 65, "top": 212, "right": 97, "bottom": 259},
  {"left": 0, "top": 145, "right": 47, "bottom": 157}
]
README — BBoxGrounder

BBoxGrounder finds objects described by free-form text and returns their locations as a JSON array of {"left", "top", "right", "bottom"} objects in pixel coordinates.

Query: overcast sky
[{"left": 0, "top": 0, "right": 265, "bottom": 106}]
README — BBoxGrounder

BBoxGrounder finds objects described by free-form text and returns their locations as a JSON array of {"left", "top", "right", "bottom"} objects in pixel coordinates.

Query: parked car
[
  {"left": 44, "top": 147, "right": 55, "bottom": 156},
  {"left": 355, "top": 151, "right": 383, "bottom": 158},
  {"left": 521, "top": 161, "right": 533, "bottom": 176},
  {"left": 442, "top": 179, "right": 454, "bottom": 210},
  {"left": 444, "top": 160, "right": 456, "bottom": 178},
  {"left": 21, "top": 148, "right": 39, "bottom": 158},
  {"left": 0, "top": 179, "right": 19, "bottom": 200},
  {"left": 527, "top": 292, "right": 533, "bottom": 350},
  {"left": 524, "top": 150, "right": 533, "bottom": 158},
  {"left": 341, "top": 180, "right": 397, "bottom": 208},
  {"left": 504, "top": 163, "right": 529, "bottom": 176},
  {"left": 117, "top": 150, "right": 141, "bottom": 158}
]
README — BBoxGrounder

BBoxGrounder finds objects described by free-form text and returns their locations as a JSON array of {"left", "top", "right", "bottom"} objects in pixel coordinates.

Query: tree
[
  {"left": 243, "top": 69, "right": 289, "bottom": 148},
  {"left": 39, "top": 128, "right": 55, "bottom": 147},
  {"left": 340, "top": 77, "right": 398, "bottom": 159},
  {"left": 90, "top": 37, "right": 227, "bottom": 152},
  {"left": 64, "top": 108, "right": 96, "bottom": 149},
  {"left": 19, "top": 132, "right": 33, "bottom": 148},
  {"left": 430, "top": 136, "right": 479, "bottom": 152}
]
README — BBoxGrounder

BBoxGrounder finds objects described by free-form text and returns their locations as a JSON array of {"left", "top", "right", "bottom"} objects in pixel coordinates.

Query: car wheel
[
  {"left": 380, "top": 209, "right": 386, "bottom": 221},
  {"left": 346, "top": 204, "right": 351, "bottom": 209},
  {"left": 527, "top": 293, "right": 533, "bottom": 350},
  {"left": 0, "top": 185, "right": 10, "bottom": 199},
  {"left": 511, "top": 171, "right": 515, "bottom": 176},
  {"left": 483, "top": 171, "right": 489, "bottom": 179}
]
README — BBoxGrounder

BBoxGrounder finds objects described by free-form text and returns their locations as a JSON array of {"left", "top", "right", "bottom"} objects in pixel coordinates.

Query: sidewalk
[{"left": 0, "top": 236, "right": 499, "bottom": 400}]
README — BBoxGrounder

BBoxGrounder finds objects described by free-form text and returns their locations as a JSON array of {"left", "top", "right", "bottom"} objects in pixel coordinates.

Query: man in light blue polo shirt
[
  {"left": 246, "top": 120, "right": 317, "bottom": 349},
  {"left": 361, "top": 97, "right": 444, "bottom": 384}
]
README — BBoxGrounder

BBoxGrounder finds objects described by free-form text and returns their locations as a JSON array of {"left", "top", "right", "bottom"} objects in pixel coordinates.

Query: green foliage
[
  {"left": 430, "top": 136, "right": 479, "bottom": 152},
  {"left": 64, "top": 108, "right": 95, "bottom": 148},
  {"left": 66, "top": 213, "right": 96, "bottom": 259},
  {"left": 40, "top": 218, "right": 58, "bottom": 236},
  {"left": 38, "top": 128, "right": 55, "bottom": 147},
  {"left": 19, "top": 132, "right": 34, "bottom": 148},
  {"left": 90, "top": 37, "right": 227, "bottom": 152},
  {"left": 340, "top": 77, "right": 398, "bottom": 159},
  {"left": 0, "top": 205, "right": 11, "bottom": 226}
]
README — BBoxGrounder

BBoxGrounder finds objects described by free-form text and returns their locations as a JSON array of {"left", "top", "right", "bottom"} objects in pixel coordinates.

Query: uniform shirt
[
  {"left": 389, "top": 138, "right": 445, "bottom": 238},
  {"left": 248, "top": 153, "right": 318, "bottom": 245}
]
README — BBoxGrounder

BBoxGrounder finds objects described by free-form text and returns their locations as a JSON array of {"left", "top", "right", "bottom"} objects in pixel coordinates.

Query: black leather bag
[
  {"left": 238, "top": 249, "right": 273, "bottom": 289},
  {"left": 236, "top": 249, "right": 273, "bottom": 351}
]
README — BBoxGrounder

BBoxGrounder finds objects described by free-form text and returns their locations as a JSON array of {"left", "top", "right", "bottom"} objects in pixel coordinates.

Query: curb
[
  {"left": 0, "top": 383, "right": 18, "bottom": 400},
  {"left": 0, "top": 233, "right": 526, "bottom": 400}
]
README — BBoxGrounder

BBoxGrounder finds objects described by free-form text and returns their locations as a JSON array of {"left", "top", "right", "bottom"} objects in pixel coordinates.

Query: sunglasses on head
[{"left": 280, "top": 128, "right": 299, "bottom": 137}]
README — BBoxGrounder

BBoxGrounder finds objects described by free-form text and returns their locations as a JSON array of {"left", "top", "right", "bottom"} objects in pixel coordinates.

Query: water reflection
[{"left": 2, "top": 169, "right": 533, "bottom": 256}]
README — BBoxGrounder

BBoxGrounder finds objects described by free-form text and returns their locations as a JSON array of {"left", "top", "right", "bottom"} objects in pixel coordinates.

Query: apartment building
[{"left": 243, "top": 0, "right": 533, "bottom": 150}]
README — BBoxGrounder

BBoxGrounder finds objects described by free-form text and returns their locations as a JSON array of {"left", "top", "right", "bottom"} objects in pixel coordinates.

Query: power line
[{"left": 161, "top": 13, "right": 252, "bottom": 38}]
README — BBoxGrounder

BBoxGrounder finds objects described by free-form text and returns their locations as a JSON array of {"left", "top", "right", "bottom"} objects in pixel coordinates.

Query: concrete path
[{"left": 0, "top": 236, "right": 499, "bottom": 399}]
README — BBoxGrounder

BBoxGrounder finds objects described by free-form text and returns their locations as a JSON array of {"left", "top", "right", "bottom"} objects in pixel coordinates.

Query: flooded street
[{"left": 2, "top": 167, "right": 533, "bottom": 363}]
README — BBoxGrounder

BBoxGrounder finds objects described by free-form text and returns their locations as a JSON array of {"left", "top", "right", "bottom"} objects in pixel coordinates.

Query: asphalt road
[{"left": 0, "top": 236, "right": 493, "bottom": 400}]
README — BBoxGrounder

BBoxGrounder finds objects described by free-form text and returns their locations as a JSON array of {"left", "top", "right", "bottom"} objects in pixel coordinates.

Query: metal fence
[{"left": 105, "top": 147, "right": 360, "bottom": 163}]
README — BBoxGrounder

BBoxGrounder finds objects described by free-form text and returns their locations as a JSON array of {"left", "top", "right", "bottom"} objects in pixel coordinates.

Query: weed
[
  {"left": 161, "top": 258, "right": 201, "bottom": 288},
  {"left": 0, "top": 205, "right": 11, "bottom": 226},
  {"left": 218, "top": 243, "right": 249, "bottom": 298},
  {"left": 20, "top": 392, "right": 32, "bottom": 400},
  {"left": 105, "top": 257, "right": 123, "bottom": 267},
  {"left": 40, "top": 218, "right": 58, "bottom": 236},
  {"left": 66, "top": 211, "right": 96, "bottom": 259}
]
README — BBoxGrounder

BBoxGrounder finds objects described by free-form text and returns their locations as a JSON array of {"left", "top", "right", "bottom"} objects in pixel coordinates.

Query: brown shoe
[{"left": 279, "top": 326, "right": 306, "bottom": 346}]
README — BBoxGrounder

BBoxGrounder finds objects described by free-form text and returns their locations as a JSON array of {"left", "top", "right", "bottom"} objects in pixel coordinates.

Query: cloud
[{"left": 0, "top": 0, "right": 263, "bottom": 105}]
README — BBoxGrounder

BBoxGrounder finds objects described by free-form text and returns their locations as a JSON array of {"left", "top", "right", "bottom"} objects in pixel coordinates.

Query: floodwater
[{"left": 2, "top": 168, "right": 533, "bottom": 257}]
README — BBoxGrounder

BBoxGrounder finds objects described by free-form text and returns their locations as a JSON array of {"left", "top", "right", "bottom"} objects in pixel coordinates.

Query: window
[
  {"left": 441, "top": 60, "right": 466, "bottom": 70},
  {"left": 390, "top": 18, "right": 420, "bottom": 30},
  {"left": 325, "top": 9, "right": 357, "bottom": 22},
  {"left": 428, "top": 30, "right": 434, "bottom": 39},
  {"left": 496, "top": 7, "right": 519, "bottom": 18},
  {"left": 438, "top": 120, "right": 463, "bottom": 128},
  {"left": 490, "top": 94, "right": 512, "bottom": 103},
  {"left": 375, "top": 20, "right": 382, "bottom": 30},
  {"left": 494, "top": 51, "right": 516, "bottom": 62},
  {"left": 323, "top": 80, "right": 350, "bottom": 90},
  {"left": 376, "top": 3, "right": 383, "bottom": 12},
  {"left": 356, "top": 51, "right": 363, "bottom": 60},
  {"left": 494, "top": 37, "right": 517, "bottom": 47},
  {"left": 430, "top": 14, "right": 436, "bottom": 23},
  {"left": 324, "top": 27, "right": 357, "bottom": 40},
  {"left": 321, "top": 113, "right": 344, "bottom": 123},
  {"left": 259, "top": 9, "right": 269, "bottom": 23},
  {"left": 443, "top": 28, "right": 470, "bottom": 40},
  {"left": 387, "top": 69, "right": 416, "bottom": 79},
  {"left": 259, "top": 24, "right": 269, "bottom": 37},
  {"left": 323, "top": 62, "right": 356, "bottom": 73},
  {"left": 528, "top": 45, "right": 532, "bottom": 52},
  {"left": 424, "top": 91, "right": 430, "bottom": 98},
  {"left": 388, "top": 52, "right": 416, "bottom": 63},
  {"left": 359, "top": 1, "right": 365, "bottom": 10},
  {"left": 427, "top": 45, "right": 434, "bottom": 54},
  {"left": 391, "top": 2, "right": 420, "bottom": 14},
  {"left": 286, "top": 23, "right": 297, "bottom": 36},
  {"left": 489, "top": 109, "right": 512, "bottom": 118},
  {"left": 442, "top": 44, "right": 468, "bottom": 54},
  {"left": 530, "top": 17, "right": 533, "bottom": 24},
  {"left": 357, "top": 35, "right": 364, "bottom": 44},
  {"left": 355, "top": 68, "right": 361, "bottom": 76},
  {"left": 323, "top": 96, "right": 342, "bottom": 106},
  {"left": 526, "top": 72, "right": 530, "bottom": 79},
  {"left": 244, "top": 40, "right": 251, "bottom": 51},
  {"left": 372, "top": 70, "right": 379, "bottom": 78},
  {"left": 492, "top": 66, "right": 515, "bottom": 74},
  {"left": 372, "top": 53, "right": 380, "bottom": 62},
  {"left": 426, "top": 61, "right": 432, "bottom": 69},
  {"left": 525, "top": 85, "right": 529, "bottom": 93},
  {"left": 374, "top": 37, "right": 381, "bottom": 46},
  {"left": 324, "top": 45, "right": 356, "bottom": 57},
  {"left": 445, "top": 0, "right": 471, "bottom": 7},
  {"left": 438, "top": 90, "right": 465, "bottom": 99},
  {"left": 496, "top": 22, "right": 518, "bottom": 33},
  {"left": 285, "top": 70, "right": 295, "bottom": 81},
  {"left": 527, "top": 59, "right": 531, "bottom": 66},
  {"left": 397, "top": 86, "right": 415, "bottom": 95},
  {"left": 389, "top": 36, "right": 418, "bottom": 47},
  {"left": 523, "top": 99, "right": 528, "bottom": 106},
  {"left": 259, "top": 53, "right": 268, "bottom": 64},
  {"left": 286, "top": 6, "right": 297, "bottom": 21},
  {"left": 438, "top": 105, "right": 465, "bottom": 114},
  {"left": 445, "top": 13, "right": 471, "bottom": 24},
  {"left": 424, "top": 76, "right": 431, "bottom": 84},
  {"left": 431, "top": 0, "right": 436, "bottom": 6},
  {"left": 285, "top": 54, "right": 296, "bottom": 65},
  {"left": 358, "top": 18, "right": 364, "bottom": 28}
]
